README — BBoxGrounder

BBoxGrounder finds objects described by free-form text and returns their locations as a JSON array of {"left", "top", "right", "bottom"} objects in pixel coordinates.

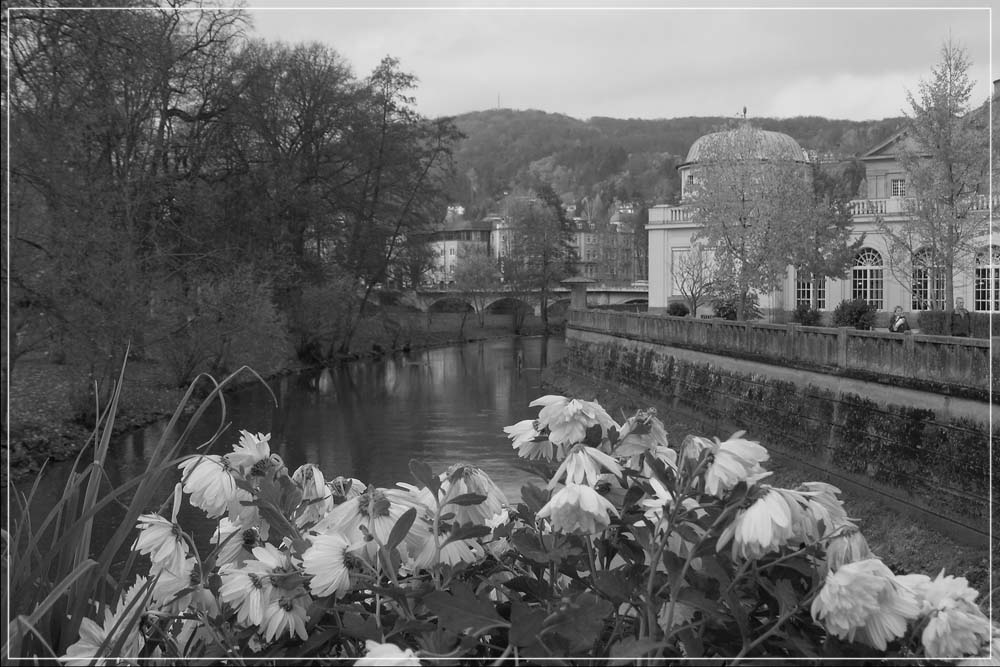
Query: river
[{"left": 15, "top": 336, "right": 566, "bottom": 546}]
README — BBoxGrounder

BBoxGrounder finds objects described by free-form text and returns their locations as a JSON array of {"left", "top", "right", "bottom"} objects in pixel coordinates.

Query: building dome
[{"left": 682, "top": 126, "right": 808, "bottom": 166}]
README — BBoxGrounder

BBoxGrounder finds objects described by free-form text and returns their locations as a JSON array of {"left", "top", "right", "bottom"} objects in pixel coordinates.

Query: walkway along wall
[{"left": 562, "top": 309, "right": 995, "bottom": 544}]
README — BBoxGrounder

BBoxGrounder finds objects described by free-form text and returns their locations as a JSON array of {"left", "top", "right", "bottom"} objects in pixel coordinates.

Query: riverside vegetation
[
  {"left": 5, "top": 371, "right": 995, "bottom": 663},
  {"left": 4, "top": 309, "right": 555, "bottom": 486}
]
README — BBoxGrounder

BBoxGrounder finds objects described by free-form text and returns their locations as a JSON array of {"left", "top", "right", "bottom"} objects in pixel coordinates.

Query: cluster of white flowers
[
  {"left": 502, "top": 396, "right": 990, "bottom": 659},
  {"left": 61, "top": 396, "right": 990, "bottom": 662}
]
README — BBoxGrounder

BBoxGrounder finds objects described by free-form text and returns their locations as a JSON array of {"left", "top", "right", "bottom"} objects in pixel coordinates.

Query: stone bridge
[{"left": 391, "top": 285, "right": 648, "bottom": 316}]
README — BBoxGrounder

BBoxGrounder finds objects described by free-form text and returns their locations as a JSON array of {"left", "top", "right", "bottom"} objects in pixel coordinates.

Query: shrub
[
  {"left": 918, "top": 310, "right": 998, "bottom": 338},
  {"left": 832, "top": 298, "right": 877, "bottom": 330},
  {"left": 153, "top": 268, "right": 292, "bottom": 385},
  {"left": 712, "top": 292, "right": 761, "bottom": 320},
  {"left": 917, "top": 310, "right": 949, "bottom": 336},
  {"left": 289, "top": 277, "right": 359, "bottom": 364},
  {"left": 666, "top": 301, "right": 690, "bottom": 317},
  {"left": 792, "top": 303, "right": 823, "bottom": 326}
]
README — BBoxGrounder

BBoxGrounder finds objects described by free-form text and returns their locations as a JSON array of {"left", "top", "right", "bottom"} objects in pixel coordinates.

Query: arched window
[
  {"left": 974, "top": 245, "right": 1000, "bottom": 312},
  {"left": 911, "top": 248, "right": 945, "bottom": 311},
  {"left": 852, "top": 248, "right": 884, "bottom": 310},
  {"left": 795, "top": 269, "right": 826, "bottom": 309}
]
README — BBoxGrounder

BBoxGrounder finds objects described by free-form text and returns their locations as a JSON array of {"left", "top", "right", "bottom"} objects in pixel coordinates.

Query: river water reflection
[{"left": 21, "top": 336, "right": 565, "bottom": 531}]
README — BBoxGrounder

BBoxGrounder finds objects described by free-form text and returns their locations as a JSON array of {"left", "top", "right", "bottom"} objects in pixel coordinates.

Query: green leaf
[
  {"left": 593, "top": 571, "right": 631, "bottom": 603},
  {"left": 442, "top": 522, "right": 491, "bottom": 546},
  {"left": 773, "top": 578, "right": 798, "bottom": 617},
  {"left": 504, "top": 576, "right": 549, "bottom": 602},
  {"left": 409, "top": 459, "right": 440, "bottom": 498},
  {"left": 609, "top": 637, "right": 668, "bottom": 662},
  {"left": 542, "top": 592, "right": 613, "bottom": 653},
  {"left": 509, "top": 599, "right": 548, "bottom": 647},
  {"left": 520, "top": 484, "right": 550, "bottom": 514},
  {"left": 386, "top": 507, "right": 417, "bottom": 552},
  {"left": 422, "top": 582, "right": 508, "bottom": 636},
  {"left": 446, "top": 493, "right": 487, "bottom": 507},
  {"left": 622, "top": 484, "right": 645, "bottom": 510},
  {"left": 510, "top": 529, "right": 561, "bottom": 564}
]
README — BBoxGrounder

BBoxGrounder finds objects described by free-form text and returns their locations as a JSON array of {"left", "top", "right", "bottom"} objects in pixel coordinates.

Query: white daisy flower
[
  {"left": 302, "top": 532, "right": 359, "bottom": 598},
  {"left": 824, "top": 523, "right": 872, "bottom": 573},
  {"left": 548, "top": 444, "right": 622, "bottom": 489},
  {"left": 503, "top": 418, "right": 561, "bottom": 461},
  {"left": 717, "top": 485, "right": 801, "bottom": 560},
  {"left": 177, "top": 454, "right": 238, "bottom": 518},
  {"left": 219, "top": 564, "right": 274, "bottom": 627},
  {"left": 224, "top": 430, "right": 273, "bottom": 476},
  {"left": 61, "top": 577, "right": 149, "bottom": 666},
  {"left": 684, "top": 433, "right": 771, "bottom": 497},
  {"left": 530, "top": 395, "right": 619, "bottom": 449},
  {"left": 261, "top": 593, "right": 310, "bottom": 643},
  {"left": 902, "top": 571, "right": 991, "bottom": 658},
  {"left": 132, "top": 513, "right": 189, "bottom": 576},
  {"left": 616, "top": 408, "right": 669, "bottom": 457},
  {"left": 436, "top": 464, "right": 509, "bottom": 527},
  {"left": 354, "top": 639, "right": 421, "bottom": 666},
  {"left": 811, "top": 557, "right": 921, "bottom": 651},
  {"left": 328, "top": 476, "right": 365, "bottom": 505},
  {"left": 292, "top": 463, "right": 332, "bottom": 528},
  {"left": 211, "top": 517, "right": 263, "bottom": 567},
  {"left": 537, "top": 483, "right": 619, "bottom": 535}
]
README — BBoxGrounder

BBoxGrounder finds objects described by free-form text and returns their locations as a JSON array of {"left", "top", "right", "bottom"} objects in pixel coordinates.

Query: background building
[
  {"left": 423, "top": 205, "right": 493, "bottom": 285},
  {"left": 647, "top": 113, "right": 996, "bottom": 318}
]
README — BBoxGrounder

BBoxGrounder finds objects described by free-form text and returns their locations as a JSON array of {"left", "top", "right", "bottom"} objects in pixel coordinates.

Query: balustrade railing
[
  {"left": 567, "top": 309, "right": 992, "bottom": 394},
  {"left": 849, "top": 193, "right": 995, "bottom": 218}
]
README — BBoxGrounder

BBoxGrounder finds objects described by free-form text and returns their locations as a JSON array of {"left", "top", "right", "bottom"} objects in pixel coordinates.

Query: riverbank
[
  {"left": 541, "top": 361, "right": 993, "bottom": 613},
  {"left": 3, "top": 312, "right": 560, "bottom": 486}
]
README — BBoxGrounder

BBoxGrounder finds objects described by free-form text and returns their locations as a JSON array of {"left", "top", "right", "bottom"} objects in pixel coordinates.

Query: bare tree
[
  {"left": 672, "top": 246, "right": 719, "bottom": 315},
  {"left": 690, "top": 122, "right": 813, "bottom": 320},
  {"left": 876, "top": 40, "right": 989, "bottom": 314},
  {"left": 454, "top": 248, "right": 501, "bottom": 327}
]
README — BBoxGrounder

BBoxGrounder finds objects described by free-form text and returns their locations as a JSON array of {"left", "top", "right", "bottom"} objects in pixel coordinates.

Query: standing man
[{"left": 950, "top": 297, "right": 971, "bottom": 337}]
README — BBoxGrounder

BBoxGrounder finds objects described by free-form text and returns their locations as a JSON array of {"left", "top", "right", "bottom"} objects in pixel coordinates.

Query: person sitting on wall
[
  {"left": 889, "top": 306, "right": 910, "bottom": 333},
  {"left": 950, "top": 297, "right": 971, "bottom": 337}
]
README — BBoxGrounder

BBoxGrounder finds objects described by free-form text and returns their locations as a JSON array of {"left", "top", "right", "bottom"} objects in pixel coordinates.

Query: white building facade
[{"left": 647, "top": 124, "right": 997, "bottom": 319}]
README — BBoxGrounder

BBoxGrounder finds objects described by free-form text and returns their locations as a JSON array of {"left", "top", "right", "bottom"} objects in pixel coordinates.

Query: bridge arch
[
  {"left": 427, "top": 296, "right": 474, "bottom": 313},
  {"left": 483, "top": 296, "right": 539, "bottom": 317}
]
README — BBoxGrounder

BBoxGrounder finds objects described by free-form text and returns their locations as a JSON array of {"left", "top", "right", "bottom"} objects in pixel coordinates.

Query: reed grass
[{"left": 4, "top": 351, "right": 273, "bottom": 661}]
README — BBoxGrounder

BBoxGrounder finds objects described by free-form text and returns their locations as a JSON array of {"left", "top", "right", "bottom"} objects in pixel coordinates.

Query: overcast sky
[{"left": 243, "top": 1, "right": 993, "bottom": 122}]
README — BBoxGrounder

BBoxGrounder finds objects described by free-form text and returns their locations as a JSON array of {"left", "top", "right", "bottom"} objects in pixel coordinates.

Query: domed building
[
  {"left": 647, "top": 124, "right": 812, "bottom": 317},
  {"left": 647, "top": 117, "right": 996, "bottom": 320}
]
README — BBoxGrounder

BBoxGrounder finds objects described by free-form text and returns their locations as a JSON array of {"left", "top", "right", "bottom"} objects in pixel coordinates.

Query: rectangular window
[
  {"left": 975, "top": 267, "right": 999, "bottom": 311},
  {"left": 911, "top": 269, "right": 945, "bottom": 310},
  {"left": 891, "top": 178, "right": 906, "bottom": 198},
  {"left": 795, "top": 275, "right": 826, "bottom": 309}
]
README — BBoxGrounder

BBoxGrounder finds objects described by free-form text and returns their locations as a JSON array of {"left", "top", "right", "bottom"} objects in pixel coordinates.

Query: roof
[
  {"left": 682, "top": 126, "right": 808, "bottom": 166},
  {"left": 438, "top": 215, "right": 493, "bottom": 233}
]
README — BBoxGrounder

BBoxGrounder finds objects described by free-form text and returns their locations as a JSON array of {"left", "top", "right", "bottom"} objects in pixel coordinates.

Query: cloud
[{"left": 244, "top": 4, "right": 994, "bottom": 121}]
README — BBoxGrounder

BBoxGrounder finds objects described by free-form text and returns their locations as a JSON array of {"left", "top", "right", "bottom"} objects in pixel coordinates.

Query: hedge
[{"left": 916, "top": 311, "right": 998, "bottom": 338}]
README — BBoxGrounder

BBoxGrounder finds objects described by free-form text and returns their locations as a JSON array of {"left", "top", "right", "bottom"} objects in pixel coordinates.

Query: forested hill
[{"left": 445, "top": 108, "right": 906, "bottom": 219}]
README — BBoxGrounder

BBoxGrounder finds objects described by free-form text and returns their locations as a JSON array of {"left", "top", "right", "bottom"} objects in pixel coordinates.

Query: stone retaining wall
[
  {"left": 569, "top": 309, "right": 995, "bottom": 402},
  {"left": 562, "top": 325, "right": 994, "bottom": 545}
]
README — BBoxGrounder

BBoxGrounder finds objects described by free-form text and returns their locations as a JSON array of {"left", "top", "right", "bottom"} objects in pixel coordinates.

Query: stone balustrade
[
  {"left": 849, "top": 193, "right": 996, "bottom": 218},
  {"left": 568, "top": 309, "right": 994, "bottom": 398}
]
